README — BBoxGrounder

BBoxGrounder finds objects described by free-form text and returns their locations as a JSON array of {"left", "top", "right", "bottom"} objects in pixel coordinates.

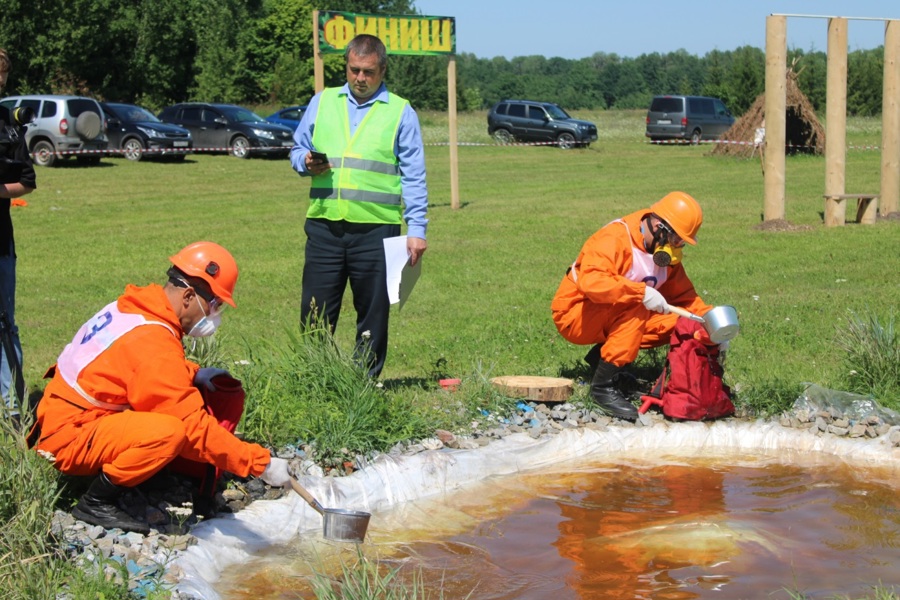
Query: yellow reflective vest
[{"left": 308, "top": 88, "right": 407, "bottom": 224}]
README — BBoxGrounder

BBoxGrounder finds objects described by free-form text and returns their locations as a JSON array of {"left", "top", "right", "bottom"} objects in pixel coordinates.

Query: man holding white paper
[{"left": 289, "top": 34, "right": 428, "bottom": 377}]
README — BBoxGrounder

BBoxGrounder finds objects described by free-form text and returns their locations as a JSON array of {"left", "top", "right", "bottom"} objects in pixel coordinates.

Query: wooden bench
[{"left": 823, "top": 193, "right": 878, "bottom": 226}]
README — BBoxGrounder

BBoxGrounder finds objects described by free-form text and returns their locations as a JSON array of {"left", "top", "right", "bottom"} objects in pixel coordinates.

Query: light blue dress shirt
[{"left": 290, "top": 83, "right": 429, "bottom": 239}]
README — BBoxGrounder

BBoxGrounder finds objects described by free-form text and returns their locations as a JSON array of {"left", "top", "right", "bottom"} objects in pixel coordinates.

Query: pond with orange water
[{"left": 218, "top": 452, "right": 900, "bottom": 599}]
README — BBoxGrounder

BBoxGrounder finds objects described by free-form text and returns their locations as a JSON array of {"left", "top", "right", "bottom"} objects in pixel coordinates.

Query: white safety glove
[
  {"left": 260, "top": 457, "right": 292, "bottom": 487},
  {"left": 193, "top": 367, "right": 230, "bottom": 391},
  {"left": 642, "top": 286, "right": 670, "bottom": 314}
]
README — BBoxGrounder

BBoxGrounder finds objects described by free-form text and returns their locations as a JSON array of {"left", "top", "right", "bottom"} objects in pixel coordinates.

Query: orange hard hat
[
  {"left": 650, "top": 191, "right": 703, "bottom": 245},
  {"left": 169, "top": 241, "right": 238, "bottom": 307}
]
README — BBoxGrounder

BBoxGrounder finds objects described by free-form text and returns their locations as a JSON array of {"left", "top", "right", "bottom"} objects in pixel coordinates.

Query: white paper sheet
[{"left": 383, "top": 235, "right": 421, "bottom": 310}]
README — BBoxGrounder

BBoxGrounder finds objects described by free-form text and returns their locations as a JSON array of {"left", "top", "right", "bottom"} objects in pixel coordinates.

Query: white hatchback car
[{"left": 0, "top": 95, "right": 109, "bottom": 167}]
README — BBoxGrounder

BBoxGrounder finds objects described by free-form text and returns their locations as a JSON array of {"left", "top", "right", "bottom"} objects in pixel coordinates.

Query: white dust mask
[{"left": 187, "top": 296, "right": 222, "bottom": 338}]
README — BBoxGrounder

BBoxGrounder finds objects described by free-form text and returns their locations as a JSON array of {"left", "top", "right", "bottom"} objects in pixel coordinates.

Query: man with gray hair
[{"left": 289, "top": 34, "right": 428, "bottom": 378}]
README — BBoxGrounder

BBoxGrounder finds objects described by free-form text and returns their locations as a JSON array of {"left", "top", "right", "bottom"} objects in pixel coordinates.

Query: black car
[
  {"left": 487, "top": 99, "right": 598, "bottom": 149},
  {"left": 158, "top": 103, "right": 294, "bottom": 159},
  {"left": 101, "top": 102, "right": 192, "bottom": 162}
]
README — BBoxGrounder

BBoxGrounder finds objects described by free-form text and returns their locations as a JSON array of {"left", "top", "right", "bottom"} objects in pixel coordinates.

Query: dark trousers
[{"left": 301, "top": 218, "right": 400, "bottom": 378}]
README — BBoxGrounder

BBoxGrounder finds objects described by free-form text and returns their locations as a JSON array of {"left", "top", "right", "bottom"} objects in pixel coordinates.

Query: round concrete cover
[{"left": 75, "top": 111, "right": 101, "bottom": 140}]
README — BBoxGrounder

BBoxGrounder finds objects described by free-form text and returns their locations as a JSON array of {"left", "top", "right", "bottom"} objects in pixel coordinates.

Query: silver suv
[{"left": 0, "top": 95, "right": 108, "bottom": 167}]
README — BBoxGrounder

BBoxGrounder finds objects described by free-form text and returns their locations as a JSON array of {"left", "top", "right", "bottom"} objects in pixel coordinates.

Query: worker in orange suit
[
  {"left": 31, "top": 242, "right": 292, "bottom": 534},
  {"left": 551, "top": 192, "right": 712, "bottom": 421}
]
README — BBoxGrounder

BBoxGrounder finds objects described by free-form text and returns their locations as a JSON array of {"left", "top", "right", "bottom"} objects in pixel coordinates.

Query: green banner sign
[{"left": 318, "top": 11, "right": 456, "bottom": 56}]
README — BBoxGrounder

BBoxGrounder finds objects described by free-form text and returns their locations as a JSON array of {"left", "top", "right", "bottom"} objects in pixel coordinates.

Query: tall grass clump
[
  {"left": 0, "top": 415, "right": 130, "bottom": 599},
  {"left": 0, "top": 402, "right": 65, "bottom": 599},
  {"left": 836, "top": 309, "right": 900, "bottom": 409},
  {"left": 183, "top": 334, "right": 232, "bottom": 370},
  {"left": 236, "top": 324, "right": 390, "bottom": 468},
  {"left": 782, "top": 583, "right": 899, "bottom": 599},
  {"left": 235, "top": 324, "right": 522, "bottom": 470},
  {"left": 308, "top": 547, "right": 467, "bottom": 600},
  {"left": 732, "top": 376, "right": 806, "bottom": 418}
]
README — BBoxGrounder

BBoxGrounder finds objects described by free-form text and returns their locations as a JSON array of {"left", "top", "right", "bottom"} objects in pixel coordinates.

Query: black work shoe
[
  {"left": 590, "top": 385, "right": 639, "bottom": 421},
  {"left": 590, "top": 360, "right": 638, "bottom": 421},
  {"left": 72, "top": 472, "right": 150, "bottom": 534}
]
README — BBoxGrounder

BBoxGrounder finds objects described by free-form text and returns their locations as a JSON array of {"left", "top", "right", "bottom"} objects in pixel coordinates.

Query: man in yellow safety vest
[{"left": 289, "top": 34, "right": 428, "bottom": 378}]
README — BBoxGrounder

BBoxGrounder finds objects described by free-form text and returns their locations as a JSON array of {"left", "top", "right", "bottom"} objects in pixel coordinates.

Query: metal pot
[
  {"left": 290, "top": 478, "right": 371, "bottom": 543},
  {"left": 669, "top": 305, "right": 740, "bottom": 343}
]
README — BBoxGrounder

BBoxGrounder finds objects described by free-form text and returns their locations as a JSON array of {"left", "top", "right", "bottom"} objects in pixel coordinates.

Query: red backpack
[{"left": 639, "top": 317, "right": 734, "bottom": 420}]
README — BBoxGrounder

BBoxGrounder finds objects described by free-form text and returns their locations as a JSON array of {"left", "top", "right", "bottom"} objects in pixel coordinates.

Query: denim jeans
[{"left": 0, "top": 248, "right": 22, "bottom": 413}]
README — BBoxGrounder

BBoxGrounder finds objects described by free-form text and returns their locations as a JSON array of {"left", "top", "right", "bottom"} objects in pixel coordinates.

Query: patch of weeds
[
  {"left": 236, "top": 325, "right": 396, "bottom": 470},
  {"left": 835, "top": 308, "right": 899, "bottom": 409},
  {"left": 309, "top": 546, "right": 471, "bottom": 600},
  {"left": 0, "top": 416, "right": 131, "bottom": 600},
  {"left": 732, "top": 376, "right": 805, "bottom": 418},
  {"left": 183, "top": 333, "right": 230, "bottom": 369},
  {"left": 779, "top": 582, "right": 899, "bottom": 600}
]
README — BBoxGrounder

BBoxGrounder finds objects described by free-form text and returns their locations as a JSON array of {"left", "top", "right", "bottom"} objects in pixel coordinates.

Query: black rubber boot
[
  {"left": 72, "top": 472, "right": 150, "bottom": 534},
  {"left": 590, "top": 360, "right": 638, "bottom": 421}
]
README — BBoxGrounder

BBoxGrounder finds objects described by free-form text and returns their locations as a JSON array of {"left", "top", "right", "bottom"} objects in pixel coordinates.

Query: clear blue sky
[{"left": 413, "top": 1, "right": 896, "bottom": 59}]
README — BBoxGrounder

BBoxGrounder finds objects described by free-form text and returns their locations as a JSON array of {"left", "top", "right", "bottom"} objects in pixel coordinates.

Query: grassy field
[
  {"left": 13, "top": 109, "right": 897, "bottom": 406},
  {"left": 3, "top": 108, "right": 897, "bottom": 600}
]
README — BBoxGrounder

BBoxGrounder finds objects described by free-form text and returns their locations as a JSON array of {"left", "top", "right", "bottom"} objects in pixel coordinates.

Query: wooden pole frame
[
  {"left": 313, "top": 10, "right": 324, "bottom": 94},
  {"left": 882, "top": 20, "right": 900, "bottom": 215},
  {"left": 764, "top": 15, "right": 787, "bottom": 222},
  {"left": 766, "top": 13, "right": 900, "bottom": 224},
  {"left": 447, "top": 57, "right": 460, "bottom": 210},
  {"left": 823, "top": 18, "right": 848, "bottom": 227}
]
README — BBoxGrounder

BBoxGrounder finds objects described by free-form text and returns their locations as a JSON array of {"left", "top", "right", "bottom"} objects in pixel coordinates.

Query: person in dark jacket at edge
[{"left": 0, "top": 47, "right": 37, "bottom": 421}]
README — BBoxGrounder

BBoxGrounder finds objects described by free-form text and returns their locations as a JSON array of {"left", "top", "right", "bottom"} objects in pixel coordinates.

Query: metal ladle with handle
[
  {"left": 289, "top": 478, "right": 371, "bottom": 543},
  {"left": 667, "top": 305, "right": 740, "bottom": 344}
]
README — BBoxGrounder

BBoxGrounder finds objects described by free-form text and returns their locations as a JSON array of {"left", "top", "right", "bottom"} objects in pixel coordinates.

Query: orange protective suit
[
  {"left": 551, "top": 209, "right": 711, "bottom": 367},
  {"left": 34, "top": 284, "right": 270, "bottom": 487}
]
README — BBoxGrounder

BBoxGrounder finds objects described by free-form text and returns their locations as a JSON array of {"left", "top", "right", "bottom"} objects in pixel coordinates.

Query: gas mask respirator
[{"left": 651, "top": 220, "right": 683, "bottom": 267}]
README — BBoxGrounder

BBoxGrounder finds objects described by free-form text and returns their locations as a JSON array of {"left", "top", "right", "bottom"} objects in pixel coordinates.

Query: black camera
[{"left": 0, "top": 105, "right": 34, "bottom": 184}]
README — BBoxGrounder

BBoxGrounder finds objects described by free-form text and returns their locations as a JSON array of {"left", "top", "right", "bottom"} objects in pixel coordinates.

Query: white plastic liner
[{"left": 175, "top": 420, "right": 900, "bottom": 599}]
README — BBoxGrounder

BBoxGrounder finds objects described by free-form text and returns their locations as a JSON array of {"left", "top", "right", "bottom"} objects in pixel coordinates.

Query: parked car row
[
  {"left": 2, "top": 92, "right": 736, "bottom": 166},
  {"left": 0, "top": 94, "right": 305, "bottom": 166},
  {"left": 484, "top": 95, "right": 735, "bottom": 149}
]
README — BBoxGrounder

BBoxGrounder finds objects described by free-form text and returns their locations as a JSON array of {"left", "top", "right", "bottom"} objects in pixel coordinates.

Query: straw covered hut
[{"left": 712, "top": 67, "right": 825, "bottom": 158}]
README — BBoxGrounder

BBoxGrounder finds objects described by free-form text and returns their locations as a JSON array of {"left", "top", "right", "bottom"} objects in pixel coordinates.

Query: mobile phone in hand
[{"left": 310, "top": 151, "right": 328, "bottom": 162}]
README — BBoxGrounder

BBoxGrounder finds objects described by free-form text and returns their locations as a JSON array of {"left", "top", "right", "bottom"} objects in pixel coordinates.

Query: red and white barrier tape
[
  {"left": 29, "top": 146, "right": 289, "bottom": 159},
  {"left": 430, "top": 138, "right": 881, "bottom": 151},
  {"left": 31, "top": 139, "right": 881, "bottom": 160}
]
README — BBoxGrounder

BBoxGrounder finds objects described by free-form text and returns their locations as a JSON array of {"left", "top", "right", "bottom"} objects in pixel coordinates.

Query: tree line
[
  {"left": 447, "top": 45, "right": 884, "bottom": 117},
  {"left": 0, "top": 0, "right": 886, "bottom": 117}
]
